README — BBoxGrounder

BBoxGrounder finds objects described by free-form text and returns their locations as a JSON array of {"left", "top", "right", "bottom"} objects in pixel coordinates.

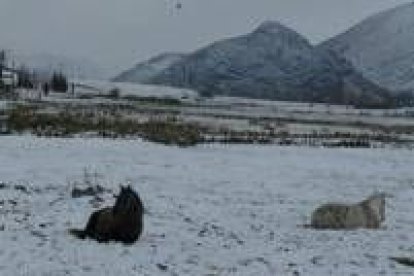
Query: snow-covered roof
[{"left": 1, "top": 66, "right": 19, "bottom": 75}]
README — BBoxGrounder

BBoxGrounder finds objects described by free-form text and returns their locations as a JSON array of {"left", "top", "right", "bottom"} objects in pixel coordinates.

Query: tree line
[{"left": 1, "top": 49, "right": 69, "bottom": 93}]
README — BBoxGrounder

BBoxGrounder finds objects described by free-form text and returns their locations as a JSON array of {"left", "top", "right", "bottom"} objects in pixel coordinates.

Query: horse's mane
[{"left": 113, "top": 185, "right": 143, "bottom": 214}]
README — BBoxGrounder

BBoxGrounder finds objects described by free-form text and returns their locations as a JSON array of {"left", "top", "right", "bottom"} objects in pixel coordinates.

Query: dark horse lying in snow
[{"left": 70, "top": 185, "right": 144, "bottom": 244}]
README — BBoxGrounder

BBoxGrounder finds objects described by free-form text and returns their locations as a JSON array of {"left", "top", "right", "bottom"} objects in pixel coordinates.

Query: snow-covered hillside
[
  {"left": 113, "top": 53, "right": 186, "bottom": 83},
  {"left": 321, "top": 2, "right": 414, "bottom": 93},
  {"left": 139, "top": 21, "right": 392, "bottom": 107},
  {"left": 1, "top": 136, "right": 414, "bottom": 275}
]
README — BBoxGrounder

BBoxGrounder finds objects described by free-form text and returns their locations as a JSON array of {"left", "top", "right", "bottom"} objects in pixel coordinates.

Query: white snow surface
[
  {"left": 1, "top": 136, "right": 414, "bottom": 275},
  {"left": 76, "top": 80, "right": 198, "bottom": 100}
]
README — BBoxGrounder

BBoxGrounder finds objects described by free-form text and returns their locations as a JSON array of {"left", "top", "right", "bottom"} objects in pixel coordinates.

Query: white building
[{"left": 0, "top": 67, "right": 19, "bottom": 88}]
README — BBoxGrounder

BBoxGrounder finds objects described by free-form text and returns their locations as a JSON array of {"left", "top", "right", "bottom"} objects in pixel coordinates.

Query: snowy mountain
[
  {"left": 113, "top": 53, "right": 186, "bottom": 83},
  {"left": 321, "top": 2, "right": 414, "bottom": 94},
  {"left": 132, "top": 21, "right": 392, "bottom": 107}
]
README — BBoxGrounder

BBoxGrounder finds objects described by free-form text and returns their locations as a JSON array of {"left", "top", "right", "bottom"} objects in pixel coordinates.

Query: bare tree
[{"left": 0, "top": 50, "right": 6, "bottom": 67}]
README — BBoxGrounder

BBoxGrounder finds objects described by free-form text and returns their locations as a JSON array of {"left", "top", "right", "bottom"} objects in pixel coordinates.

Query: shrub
[
  {"left": 7, "top": 106, "right": 203, "bottom": 146},
  {"left": 108, "top": 87, "right": 121, "bottom": 99}
]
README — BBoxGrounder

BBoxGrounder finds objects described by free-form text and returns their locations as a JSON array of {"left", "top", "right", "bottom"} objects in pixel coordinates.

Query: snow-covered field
[
  {"left": 76, "top": 80, "right": 198, "bottom": 100},
  {"left": 1, "top": 136, "right": 414, "bottom": 275}
]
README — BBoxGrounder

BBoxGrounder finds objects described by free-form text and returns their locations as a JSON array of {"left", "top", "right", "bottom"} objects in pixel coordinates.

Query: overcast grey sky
[{"left": 0, "top": 0, "right": 411, "bottom": 73}]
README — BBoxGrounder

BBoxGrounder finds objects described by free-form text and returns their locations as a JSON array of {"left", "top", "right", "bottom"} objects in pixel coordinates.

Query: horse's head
[
  {"left": 365, "top": 192, "right": 388, "bottom": 222},
  {"left": 114, "top": 185, "right": 144, "bottom": 215}
]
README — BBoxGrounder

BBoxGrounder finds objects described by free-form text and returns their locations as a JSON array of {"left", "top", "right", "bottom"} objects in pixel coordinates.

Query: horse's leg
[{"left": 69, "top": 210, "right": 101, "bottom": 239}]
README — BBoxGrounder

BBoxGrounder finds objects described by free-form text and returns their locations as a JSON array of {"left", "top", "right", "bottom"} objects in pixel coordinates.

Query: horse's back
[
  {"left": 311, "top": 203, "right": 348, "bottom": 229},
  {"left": 311, "top": 200, "right": 382, "bottom": 230}
]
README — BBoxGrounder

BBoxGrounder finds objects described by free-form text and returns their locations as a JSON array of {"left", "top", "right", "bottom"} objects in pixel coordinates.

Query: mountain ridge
[
  {"left": 115, "top": 20, "right": 395, "bottom": 107},
  {"left": 113, "top": 52, "right": 186, "bottom": 83},
  {"left": 320, "top": 2, "right": 414, "bottom": 95}
]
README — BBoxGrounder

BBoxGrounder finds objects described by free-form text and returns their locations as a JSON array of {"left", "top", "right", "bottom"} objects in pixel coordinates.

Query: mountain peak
[
  {"left": 251, "top": 20, "right": 309, "bottom": 46},
  {"left": 254, "top": 20, "right": 292, "bottom": 34},
  {"left": 115, "top": 18, "right": 392, "bottom": 107}
]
